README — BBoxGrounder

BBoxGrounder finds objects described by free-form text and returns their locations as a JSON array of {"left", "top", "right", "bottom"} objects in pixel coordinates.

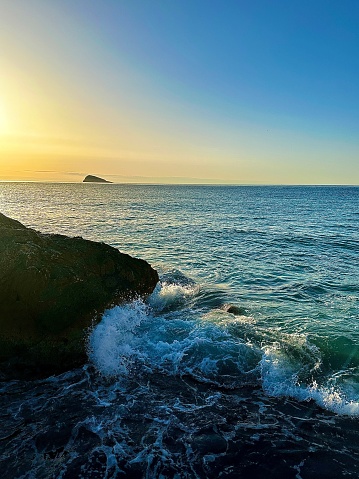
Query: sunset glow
[
  {"left": 0, "top": 1, "right": 358, "bottom": 184},
  {"left": 0, "top": 100, "right": 8, "bottom": 135}
]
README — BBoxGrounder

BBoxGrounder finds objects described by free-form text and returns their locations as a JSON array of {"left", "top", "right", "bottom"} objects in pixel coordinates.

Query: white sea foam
[
  {"left": 261, "top": 342, "right": 359, "bottom": 416},
  {"left": 88, "top": 300, "right": 148, "bottom": 377},
  {"left": 88, "top": 282, "right": 261, "bottom": 387},
  {"left": 89, "top": 280, "right": 359, "bottom": 416},
  {"left": 148, "top": 281, "right": 198, "bottom": 312}
]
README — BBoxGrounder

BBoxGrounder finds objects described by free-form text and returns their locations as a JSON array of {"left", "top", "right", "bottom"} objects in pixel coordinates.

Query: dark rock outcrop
[
  {"left": 223, "top": 304, "right": 247, "bottom": 316},
  {"left": 83, "top": 175, "right": 112, "bottom": 183},
  {"left": 0, "top": 213, "right": 158, "bottom": 377}
]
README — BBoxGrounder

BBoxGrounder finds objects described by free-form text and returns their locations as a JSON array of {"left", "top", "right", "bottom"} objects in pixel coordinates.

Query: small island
[{"left": 83, "top": 175, "right": 112, "bottom": 183}]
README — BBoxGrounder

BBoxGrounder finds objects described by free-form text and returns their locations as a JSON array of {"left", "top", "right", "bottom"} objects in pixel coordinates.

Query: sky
[{"left": 0, "top": 0, "right": 359, "bottom": 184}]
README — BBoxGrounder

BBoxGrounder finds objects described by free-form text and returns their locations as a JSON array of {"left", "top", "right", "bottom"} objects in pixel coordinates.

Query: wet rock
[
  {"left": 0, "top": 213, "right": 159, "bottom": 377},
  {"left": 224, "top": 304, "right": 247, "bottom": 315}
]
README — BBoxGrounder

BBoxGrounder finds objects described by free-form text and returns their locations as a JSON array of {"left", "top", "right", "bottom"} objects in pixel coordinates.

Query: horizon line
[{"left": 0, "top": 180, "right": 358, "bottom": 187}]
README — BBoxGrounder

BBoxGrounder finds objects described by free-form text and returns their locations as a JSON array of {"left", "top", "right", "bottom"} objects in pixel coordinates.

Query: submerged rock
[
  {"left": 223, "top": 304, "right": 247, "bottom": 316},
  {"left": 83, "top": 175, "right": 112, "bottom": 183},
  {"left": 0, "top": 213, "right": 158, "bottom": 378}
]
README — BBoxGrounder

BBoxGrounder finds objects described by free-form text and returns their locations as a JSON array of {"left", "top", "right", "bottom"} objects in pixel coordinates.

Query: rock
[
  {"left": 0, "top": 213, "right": 158, "bottom": 377},
  {"left": 83, "top": 175, "right": 112, "bottom": 183},
  {"left": 223, "top": 304, "right": 247, "bottom": 315}
]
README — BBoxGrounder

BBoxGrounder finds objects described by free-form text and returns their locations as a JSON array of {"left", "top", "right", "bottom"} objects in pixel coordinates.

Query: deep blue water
[{"left": 1, "top": 183, "right": 359, "bottom": 477}]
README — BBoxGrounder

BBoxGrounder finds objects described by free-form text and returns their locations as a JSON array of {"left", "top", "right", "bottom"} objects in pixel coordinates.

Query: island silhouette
[{"left": 83, "top": 175, "right": 112, "bottom": 183}]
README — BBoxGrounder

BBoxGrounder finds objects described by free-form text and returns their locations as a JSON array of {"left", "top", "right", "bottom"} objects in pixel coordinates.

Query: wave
[
  {"left": 89, "top": 307, "right": 260, "bottom": 389},
  {"left": 88, "top": 273, "right": 359, "bottom": 416},
  {"left": 261, "top": 343, "right": 359, "bottom": 415}
]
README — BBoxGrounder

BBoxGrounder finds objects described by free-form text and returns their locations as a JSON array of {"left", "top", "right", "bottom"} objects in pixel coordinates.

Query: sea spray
[
  {"left": 89, "top": 281, "right": 261, "bottom": 387},
  {"left": 88, "top": 301, "right": 149, "bottom": 377},
  {"left": 89, "top": 280, "right": 359, "bottom": 415}
]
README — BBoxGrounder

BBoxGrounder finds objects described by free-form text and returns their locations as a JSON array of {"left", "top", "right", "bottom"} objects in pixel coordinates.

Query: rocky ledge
[{"left": 0, "top": 213, "right": 159, "bottom": 378}]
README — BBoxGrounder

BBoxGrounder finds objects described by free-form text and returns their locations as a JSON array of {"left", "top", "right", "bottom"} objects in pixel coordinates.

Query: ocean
[{"left": 1, "top": 183, "right": 359, "bottom": 478}]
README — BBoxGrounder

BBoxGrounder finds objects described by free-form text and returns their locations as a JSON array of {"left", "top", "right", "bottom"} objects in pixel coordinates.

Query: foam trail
[{"left": 261, "top": 344, "right": 359, "bottom": 416}]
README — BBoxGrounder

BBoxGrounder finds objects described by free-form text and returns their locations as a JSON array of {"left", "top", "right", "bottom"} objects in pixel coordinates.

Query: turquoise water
[
  {"left": 1, "top": 183, "right": 359, "bottom": 477},
  {"left": 0, "top": 183, "right": 359, "bottom": 479}
]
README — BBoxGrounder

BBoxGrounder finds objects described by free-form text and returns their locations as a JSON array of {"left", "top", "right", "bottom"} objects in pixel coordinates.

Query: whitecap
[{"left": 260, "top": 341, "right": 359, "bottom": 416}]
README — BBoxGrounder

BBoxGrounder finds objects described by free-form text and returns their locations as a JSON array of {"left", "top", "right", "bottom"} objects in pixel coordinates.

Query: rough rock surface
[
  {"left": 83, "top": 175, "right": 112, "bottom": 183},
  {"left": 0, "top": 213, "right": 158, "bottom": 377}
]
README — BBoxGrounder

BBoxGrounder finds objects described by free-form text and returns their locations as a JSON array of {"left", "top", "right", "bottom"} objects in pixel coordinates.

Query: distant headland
[{"left": 83, "top": 175, "right": 112, "bottom": 183}]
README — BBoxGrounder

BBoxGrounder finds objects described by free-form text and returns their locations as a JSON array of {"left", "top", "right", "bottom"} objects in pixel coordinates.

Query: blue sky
[{"left": 1, "top": 0, "right": 359, "bottom": 183}]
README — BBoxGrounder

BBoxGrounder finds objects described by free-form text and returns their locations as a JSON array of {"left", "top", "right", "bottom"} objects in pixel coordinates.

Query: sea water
[{"left": 1, "top": 183, "right": 359, "bottom": 478}]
